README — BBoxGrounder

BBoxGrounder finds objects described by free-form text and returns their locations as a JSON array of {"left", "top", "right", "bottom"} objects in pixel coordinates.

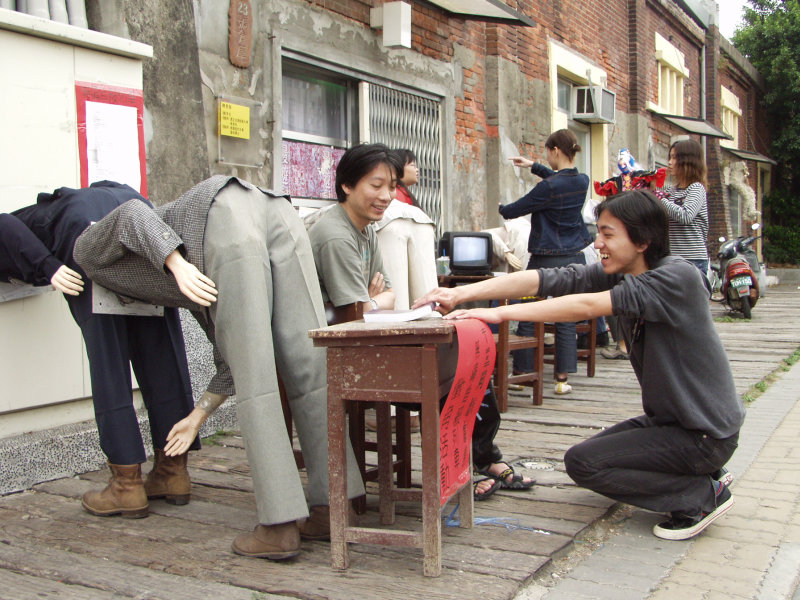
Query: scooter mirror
[{"left": 751, "top": 223, "right": 761, "bottom": 231}]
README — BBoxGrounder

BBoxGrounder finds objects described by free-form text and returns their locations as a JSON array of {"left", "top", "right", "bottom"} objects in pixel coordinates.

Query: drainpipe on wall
[
  {"left": 701, "top": 42, "right": 707, "bottom": 158},
  {"left": 24, "top": 0, "right": 50, "bottom": 19},
  {"left": 66, "top": 0, "right": 87, "bottom": 28},
  {"left": 49, "top": 0, "right": 69, "bottom": 23}
]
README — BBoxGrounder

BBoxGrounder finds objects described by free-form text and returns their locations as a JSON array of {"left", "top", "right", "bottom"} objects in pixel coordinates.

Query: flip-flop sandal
[
  {"left": 476, "top": 465, "right": 535, "bottom": 490},
  {"left": 473, "top": 477, "right": 502, "bottom": 501}
]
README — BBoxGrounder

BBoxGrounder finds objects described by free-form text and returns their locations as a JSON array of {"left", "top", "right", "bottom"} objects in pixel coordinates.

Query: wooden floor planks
[{"left": 0, "top": 285, "right": 798, "bottom": 599}]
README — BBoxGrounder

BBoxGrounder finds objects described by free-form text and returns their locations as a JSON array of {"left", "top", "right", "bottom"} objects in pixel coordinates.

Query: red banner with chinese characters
[{"left": 439, "top": 319, "right": 496, "bottom": 505}]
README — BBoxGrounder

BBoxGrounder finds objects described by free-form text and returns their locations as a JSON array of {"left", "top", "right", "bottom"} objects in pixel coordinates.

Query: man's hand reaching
[
  {"left": 51, "top": 265, "right": 84, "bottom": 295},
  {"left": 412, "top": 286, "right": 460, "bottom": 314},
  {"left": 165, "top": 250, "right": 217, "bottom": 306}
]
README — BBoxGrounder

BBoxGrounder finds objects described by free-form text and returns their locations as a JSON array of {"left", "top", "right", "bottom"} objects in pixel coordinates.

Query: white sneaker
[{"left": 554, "top": 380, "right": 572, "bottom": 395}]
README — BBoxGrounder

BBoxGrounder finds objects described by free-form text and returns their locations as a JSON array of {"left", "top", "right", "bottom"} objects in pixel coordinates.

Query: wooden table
[{"left": 309, "top": 319, "right": 472, "bottom": 577}]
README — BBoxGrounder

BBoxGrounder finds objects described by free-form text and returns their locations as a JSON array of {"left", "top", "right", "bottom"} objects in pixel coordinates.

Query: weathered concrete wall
[{"left": 85, "top": 0, "right": 210, "bottom": 206}]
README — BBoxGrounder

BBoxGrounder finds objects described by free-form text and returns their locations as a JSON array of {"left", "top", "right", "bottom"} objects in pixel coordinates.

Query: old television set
[{"left": 438, "top": 231, "right": 493, "bottom": 275}]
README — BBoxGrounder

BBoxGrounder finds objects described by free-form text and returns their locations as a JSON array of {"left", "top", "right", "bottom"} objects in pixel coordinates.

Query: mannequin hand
[
  {"left": 505, "top": 251, "right": 523, "bottom": 271},
  {"left": 165, "top": 251, "right": 217, "bottom": 306},
  {"left": 508, "top": 156, "right": 534, "bottom": 169},
  {"left": 164, "top": 409, "right": 206, "bottom": 456},
  {"left": 51, "top": 265, "right": 84, "bottom": 295},
  {"left": 444, "top": 308, "right": 502, "bottom": 324},
  {"left": 368, "top": 272, "right": 386, "bottom": 298}
]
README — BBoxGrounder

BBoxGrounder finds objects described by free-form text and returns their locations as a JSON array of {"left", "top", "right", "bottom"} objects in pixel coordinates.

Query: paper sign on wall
[
  {"left": 219, "top": 101, "right": 250, "bottom": 139},
  {"left": 439, "top": 319, "right": 496, "bottom": 506},
  {"left": 75, "top": 82, "right": 146, "bottom": 196}
]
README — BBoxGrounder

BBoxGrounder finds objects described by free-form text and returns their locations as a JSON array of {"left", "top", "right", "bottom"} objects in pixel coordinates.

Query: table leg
[
  {"left": 327, "top": 349, "right": 349, "bottom": 570},
  {"left": 420, "top": 346, "right": 442, "bottom": 577},
  {"left": 376, "top": 402, "right": 395, "bottom": 524}
]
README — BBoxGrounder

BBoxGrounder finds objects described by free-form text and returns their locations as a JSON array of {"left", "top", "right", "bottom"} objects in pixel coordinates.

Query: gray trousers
[{"left": 204, "top": 185, "right": 364, "bottom": 525}]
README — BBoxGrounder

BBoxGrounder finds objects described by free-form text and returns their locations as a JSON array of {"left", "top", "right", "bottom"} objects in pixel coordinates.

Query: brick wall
[{"left": 289, "top": 0, "right": 770, "bottom": 240}]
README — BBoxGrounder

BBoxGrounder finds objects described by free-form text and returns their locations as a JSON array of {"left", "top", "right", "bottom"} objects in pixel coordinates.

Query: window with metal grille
[{"left": 365, "top": 83, "right": 443, "bottom": 233}]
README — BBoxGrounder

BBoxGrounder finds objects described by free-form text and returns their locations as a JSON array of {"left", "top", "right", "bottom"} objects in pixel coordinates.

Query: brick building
[
  {"left": 74, "top": 0, "right": 769, "bottom": 246},
  {"left": 0, "top": 0, "right": 773, "bottom": 473}
]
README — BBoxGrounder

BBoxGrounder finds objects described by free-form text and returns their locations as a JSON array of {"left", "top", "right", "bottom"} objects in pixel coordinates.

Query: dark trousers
[
  {"left": 67, "top": 288, "right": 198, "bottom": 465},
  {"left": 513, "top": 252, "right": 585, "bottom": 374},
  {"left": 564, "top": 415, "right": 738, "bottom": 515},
  {"left": 472, "top": 387, "right": 503, "bottom": 469}
]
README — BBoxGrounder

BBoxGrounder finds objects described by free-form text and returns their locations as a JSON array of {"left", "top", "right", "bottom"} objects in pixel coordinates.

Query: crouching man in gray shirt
[{"left": 414, "top": 189, "right": 744, "bottom": 541}]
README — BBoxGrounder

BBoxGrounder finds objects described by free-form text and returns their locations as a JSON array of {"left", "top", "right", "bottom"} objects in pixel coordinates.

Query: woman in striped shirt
[{"left": 657, "top": 139, "right": 710, "bottom": 275}]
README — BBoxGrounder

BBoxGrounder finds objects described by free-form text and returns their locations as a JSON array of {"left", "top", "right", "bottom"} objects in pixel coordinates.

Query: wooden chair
[
  {"left": 493, "top": 315, "right": 545, "bottom": 408},
  {"left": 279, "top": 302, "right": 412, "bottom": 511},
  {"left": 543, "top": 319, "right": 597, "bottom": 378}
]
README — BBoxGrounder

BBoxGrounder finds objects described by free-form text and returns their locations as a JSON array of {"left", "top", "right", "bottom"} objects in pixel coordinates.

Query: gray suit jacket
[{"left": 74, "top": 176, "right": 287, "bottom": 396}]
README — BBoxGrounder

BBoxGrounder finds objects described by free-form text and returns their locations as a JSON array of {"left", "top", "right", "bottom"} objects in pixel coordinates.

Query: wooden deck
[{"left": 1, "top": 285, "right": 799, "bottom": 599}]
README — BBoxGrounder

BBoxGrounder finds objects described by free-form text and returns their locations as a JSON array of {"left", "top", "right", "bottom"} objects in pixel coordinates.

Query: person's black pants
[
  {"left": 67, "top": 288, "right": 198, "bottom": 464},
  {"left": 564, "top": 414, "right": 738, "bottom": 515},
  {"left": 472, "top": 386, "right": 503, "bottom": 469}
]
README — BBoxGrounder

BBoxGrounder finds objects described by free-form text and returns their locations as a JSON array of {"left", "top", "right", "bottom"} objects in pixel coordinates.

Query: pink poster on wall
[{"left": 282, "top": 140, "right": 345, "bottom": 200}]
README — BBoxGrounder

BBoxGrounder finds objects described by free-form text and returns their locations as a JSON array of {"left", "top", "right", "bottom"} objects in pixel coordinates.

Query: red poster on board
[
  {"left": 75, "top": 82, "right": 147, "bottom": 196},
  {"left": 439, "top": 319, "right": 496, "bottom": 505}
]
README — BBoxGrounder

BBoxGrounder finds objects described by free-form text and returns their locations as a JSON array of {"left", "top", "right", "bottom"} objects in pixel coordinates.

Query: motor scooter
[{"left": 710, "top": 223, "right": 761, "bottom": 319}]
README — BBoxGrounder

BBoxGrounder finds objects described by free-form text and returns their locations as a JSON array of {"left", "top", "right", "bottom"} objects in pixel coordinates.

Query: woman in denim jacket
[{"left": 501, "top": 129, "right": 592, "bottom": 394}]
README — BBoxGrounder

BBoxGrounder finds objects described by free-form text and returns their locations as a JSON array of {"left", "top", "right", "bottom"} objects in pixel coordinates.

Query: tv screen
[{"left": 439, "top": 231, "right": 493, "bottom": 275}]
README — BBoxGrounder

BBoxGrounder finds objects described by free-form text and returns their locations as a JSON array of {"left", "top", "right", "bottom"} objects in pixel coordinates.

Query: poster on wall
[
  {"left": 75, "top": 82, "right": 147, "bottom": 196},
  {"left": 281, "top": 140, "right": 344, "bottom": 200}
]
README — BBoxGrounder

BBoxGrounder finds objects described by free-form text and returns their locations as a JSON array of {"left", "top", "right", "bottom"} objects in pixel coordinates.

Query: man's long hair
[{"left": 595, "top": 190, "right": 670, "bottom": 267}]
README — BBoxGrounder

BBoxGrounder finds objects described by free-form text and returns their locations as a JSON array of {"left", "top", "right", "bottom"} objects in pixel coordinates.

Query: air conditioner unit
[{"left": 572, "top": 86, "right": 616, "bottom": 124}]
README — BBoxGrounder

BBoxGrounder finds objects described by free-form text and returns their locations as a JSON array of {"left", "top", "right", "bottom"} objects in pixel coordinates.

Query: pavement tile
[
  {"left": 543, "top": 578, "right": 645, "bottom": 600},
  {"left": 666, "top": 566, "right": 764, "bottom": 593}
]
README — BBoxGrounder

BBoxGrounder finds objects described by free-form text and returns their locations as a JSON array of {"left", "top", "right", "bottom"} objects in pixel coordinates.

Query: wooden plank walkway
[{"left": 1, "top": 285, "right": 799, "bottom": 599}]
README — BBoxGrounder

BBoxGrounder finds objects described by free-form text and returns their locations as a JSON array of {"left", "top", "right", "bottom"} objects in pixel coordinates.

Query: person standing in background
[
  {"left": 652, "top": 138, "right": 710, "bottom": 277},
  {"left": 392, "top": 149, "right": 420, "bottom": 207},
  {"left": 503, "top": 129, "right": 592, "bottom": 395}
]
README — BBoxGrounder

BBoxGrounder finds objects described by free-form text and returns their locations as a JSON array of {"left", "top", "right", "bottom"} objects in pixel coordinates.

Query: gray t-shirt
[
  {"left": 308, "top": 203, "right": 391, "bottom": 307},
  {"left": 538, "top": 257, "right": 744, "bottom": 439}
]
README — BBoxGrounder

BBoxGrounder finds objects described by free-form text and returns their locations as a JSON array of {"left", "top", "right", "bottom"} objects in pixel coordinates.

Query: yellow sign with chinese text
[{"left": 219, "top": 102, "right": 250, "bottom": 139}]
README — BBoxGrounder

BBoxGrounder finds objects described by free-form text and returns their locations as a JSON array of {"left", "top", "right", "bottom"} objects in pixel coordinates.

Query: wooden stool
[
  {"left": 310, "top": 319, "right": 468, "bottom": 577},
  {"left": 543, "top": 318, "right": 597, "bottom": 378}
]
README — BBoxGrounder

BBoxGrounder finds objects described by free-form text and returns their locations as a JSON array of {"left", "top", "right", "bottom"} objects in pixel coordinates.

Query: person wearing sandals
[
  {"left": 471, "top": 387, "right": 535, "bottom": 501},
  {"left": 415, "top": 190, "right": 743, "bottom": 541},
  {"left": 503, "top": 129, "right": 593, "bottom": 395}
]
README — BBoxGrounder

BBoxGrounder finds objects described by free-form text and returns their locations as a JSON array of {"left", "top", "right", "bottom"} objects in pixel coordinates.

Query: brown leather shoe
[
  {"left": 231, "top": 522, "right": 301, "bottom": 560},
  {"left": 298, "top": 504, "right": 359, "bottom": 541},
  {"left": 82, "top": 462, "right": 149, "bottom": 518},
  {"left": 144, "top": 449, "right": 191, "bottom": 505}
]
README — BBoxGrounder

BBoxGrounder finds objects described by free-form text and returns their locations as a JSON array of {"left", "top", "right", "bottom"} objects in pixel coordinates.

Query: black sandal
[
  {"left": 475, "top": 464, "right": 535, "bottom": 490},
  {"left": 473, "top": 477, "right": 502, "bottom": 501}
]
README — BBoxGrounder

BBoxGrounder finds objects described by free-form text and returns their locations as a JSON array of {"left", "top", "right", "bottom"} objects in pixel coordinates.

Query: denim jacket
[{"left": 499, "top": 164, "right": 591, "bottom": 256}]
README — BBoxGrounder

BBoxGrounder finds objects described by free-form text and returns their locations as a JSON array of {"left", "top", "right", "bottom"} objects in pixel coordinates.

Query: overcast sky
[{"left": 717, "top": 0, "right": 748, "bottom": 40}]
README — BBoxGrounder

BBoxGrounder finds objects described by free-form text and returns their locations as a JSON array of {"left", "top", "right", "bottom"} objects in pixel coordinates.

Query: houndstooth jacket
[{"left": 74, "top": 175, "right": 287, "bottom": 396}]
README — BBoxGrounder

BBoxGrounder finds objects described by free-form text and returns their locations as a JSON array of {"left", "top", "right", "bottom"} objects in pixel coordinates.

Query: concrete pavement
[{"left": 515, "top": 356, "right": 800, "bottom": 600}]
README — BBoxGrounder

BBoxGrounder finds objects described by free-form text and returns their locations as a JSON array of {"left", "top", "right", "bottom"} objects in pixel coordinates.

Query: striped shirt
[{"left": 659, "top": 182, "right": 709, "bottom": 261}]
